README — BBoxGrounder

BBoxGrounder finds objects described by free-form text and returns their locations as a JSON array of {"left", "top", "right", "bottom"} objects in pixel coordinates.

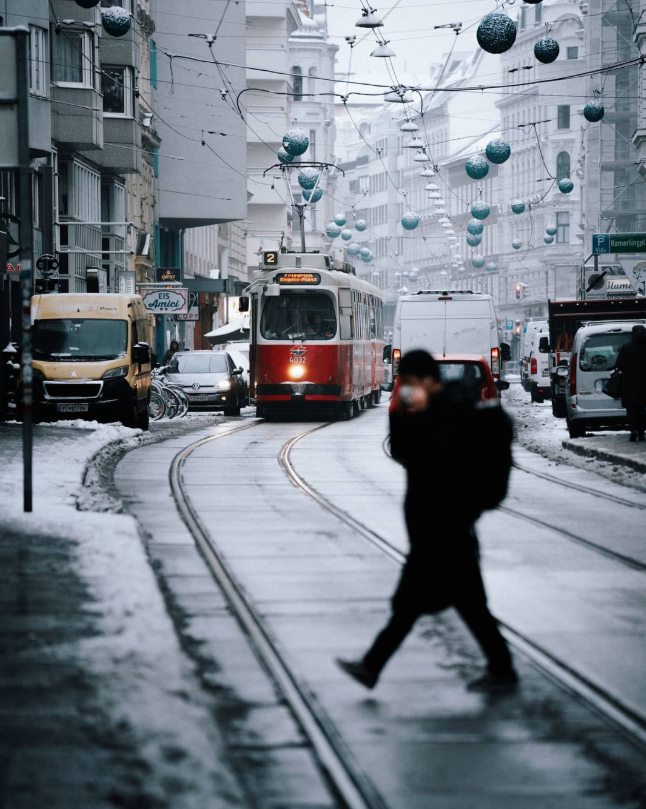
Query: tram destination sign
[
  {"left": 276, "top": 272, "right": 321, "bottom": 285},
  {"left": 592, "top": 233, "right": 646, "bottom": 255}
]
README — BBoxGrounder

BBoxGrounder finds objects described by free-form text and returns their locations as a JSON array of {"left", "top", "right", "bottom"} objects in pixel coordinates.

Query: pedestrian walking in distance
[
  {"left": 616, "top": 325, "right": 646, "bottom": 442},
  {"left": 162, "top": 339, "right": 180, "bottom": 366},
  {"left": 337, "top": 350, "right": 518, "bottom": 693}
]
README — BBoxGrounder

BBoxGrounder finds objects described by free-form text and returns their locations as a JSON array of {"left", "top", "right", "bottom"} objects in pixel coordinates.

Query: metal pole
[{"left": 16, "top": 30, "right": 34, "bottom": 512}]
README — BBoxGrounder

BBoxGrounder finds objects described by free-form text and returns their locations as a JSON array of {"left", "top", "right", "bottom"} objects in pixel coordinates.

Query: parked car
[
  {"left": 519, "top": 320, "right": 548, "bottom": 393},
  {"left": 166, "top": 350, "right": 247, "bottom": 415},
  {"left": 223, "top": 342, "right": 250, "bottom": 404},
  {"left": 564, "top": 321, "right": 645, "bottom": 438}
]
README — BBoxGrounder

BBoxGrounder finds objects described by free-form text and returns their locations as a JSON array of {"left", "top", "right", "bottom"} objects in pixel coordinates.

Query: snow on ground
[
  {"left": 1, "top": 416, "right": 247, "bottom": 807},
  {"left": 502, "top": 382, "right": 646, "bottom": 493}
]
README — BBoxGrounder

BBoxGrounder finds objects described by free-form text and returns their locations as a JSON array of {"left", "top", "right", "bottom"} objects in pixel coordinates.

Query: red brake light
[
  {"left": 569, "top": 353, "right": 577, "bottom": 396},
  {"left": 392, "top": 348, "right": 401, "bottom": 376},
  {"left": 530, "top": 357, "right": 537, "bottom": 375},
  {"left": 490, "top": 346, "right": 500, "bottom": 378}
]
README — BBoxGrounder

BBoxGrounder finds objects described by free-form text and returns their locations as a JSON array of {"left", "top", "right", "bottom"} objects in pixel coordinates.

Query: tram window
[{"left": 261, "top": 292, "right": 337, "bottom": 340}]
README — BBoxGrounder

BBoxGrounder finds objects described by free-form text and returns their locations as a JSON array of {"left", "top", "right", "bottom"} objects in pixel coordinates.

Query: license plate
[
  {"left": 192, "top": 394, "right": 212, "bottom": 401},
  {"left": 57, "top": 403, "right": 89, "bottom": 413},
  {"left": 542, "top": 369, "right": 550, "bottom": 377}
]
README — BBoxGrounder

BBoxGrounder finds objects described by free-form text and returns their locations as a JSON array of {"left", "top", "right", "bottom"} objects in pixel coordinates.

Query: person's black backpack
[{"left": 472, "top": 402, "right": 514, "bottom": 512}]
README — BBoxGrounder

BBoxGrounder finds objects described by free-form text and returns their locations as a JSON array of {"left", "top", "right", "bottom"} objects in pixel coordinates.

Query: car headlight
[
  {"left": 217, "top": 379, "right": 231, "bottom": 390},
  {"left": 102, "top": 365, "right": 129, "bottom": 379}
]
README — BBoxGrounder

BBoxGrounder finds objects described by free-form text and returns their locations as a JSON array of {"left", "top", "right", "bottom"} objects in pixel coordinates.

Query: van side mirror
[
  {"left": 539, "top": 336, "right": 550, "bottom": 353},
  {"left": 383, "top": 344, "right": 392, "bottom": 362},
  {"left": 133, "top": 343, "right": 151, "bottom": 364},
  {"left": 500, "top": 342, "right": 511, "bottom": 361},
  {"left": 239, "top": 296, "right": 250, "bottom": 313}
]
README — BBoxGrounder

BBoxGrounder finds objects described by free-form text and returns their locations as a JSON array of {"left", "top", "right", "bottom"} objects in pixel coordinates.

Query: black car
[{"left": 166, "top": 350, "right": 248, "bottom": 415}]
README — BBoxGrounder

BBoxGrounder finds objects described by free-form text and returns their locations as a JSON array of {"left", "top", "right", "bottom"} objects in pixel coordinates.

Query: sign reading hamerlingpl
[
  {"left": 141, "top": 286, "right": 189, "bottom": 315},
  {"left": 592, "top": 233, "right": 646, "bottom": 254}
]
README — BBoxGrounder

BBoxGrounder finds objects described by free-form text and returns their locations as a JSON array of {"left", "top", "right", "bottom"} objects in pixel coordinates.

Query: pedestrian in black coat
[
  {"left": 336, "top": 350, "right": 518, "bottom": 693},
  {"left": 616, "top": 325, "right": 646, "bottom": 442}
]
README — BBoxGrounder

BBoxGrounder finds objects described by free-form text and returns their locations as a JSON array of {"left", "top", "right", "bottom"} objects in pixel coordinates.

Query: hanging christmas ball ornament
[
  {"left": 302, "top": 187, "right": 323, "bottom": 203},
  {"left": 485, "top": 138, "right": 511, "bottom": 164},
  {"left": 277, "top": 147, "right": 294, "bottom": 164},
  {"left": 334, "top": 212, "right": 347, "bottom": 227},
  {"left": 558, "top": 178, "right": 574, "bottom": 194},
  {"left": 534, "top": 36, "right": 560, "bottom": 64},
  {"left": 523, "top": 0, "right": 543, "bottom": 4},
  {"left": 476, "top": 13, "right": 517, "bottom": 55},
  {"left": 512, "top": 238, "right": 522, "bottom": 250},
  {"left": 466, "top": 218, "right": 484, "bottom": 235},
  {"left": 466, "top": 234, "right": 482, "bottom": 247},
  {"left": 486, "top": 261, "right": 497, "bottom": 272},
  {"left": 297, "top": 167, "right": 320, "bottom": 190},
  {"left": 355, "top": 218, "right": 367, "bottom": 232},
  {"left": 511, "top": 199, "right": 526, "bottom": 215},
  {"left": 326, "top": 222, "right": 342, "bottom": 239},
  {"left": 401, "top": 211, "right": 420, "bottom": 230},
  {"left": 465, "top": 155, "right": 490, "bottom": 180},
  {"left": 102, "top": 5, "right": 132, "bottom": 36},
  {"left": 544, "top": 234, "right": 555, "bottom": 244},
  {"left": 470, "top": 201, "right": 491, "bottom": 220},
  {"left": 346, "top": 242, "right": 360, "bottom": 256},
  {"left": 75, "top": 0, "right": 100, "bottom": 7},
  {"left": 472, "top": 255, "right": 485, "bottom": 269},
  {"left": 584, "top": 100, "right": 605, "bottom": 122},
  {"left": 359, "top": 247, "right": 372, "bottom": 260},
  {"left": 282, "top": 128, "right": 309, "bottom": 156},
  {"left": 545, "top": 224, "right": 558, "bottom": 236},
  {"left": 340, "top": 229, "right": 353, "bottom": 241}
]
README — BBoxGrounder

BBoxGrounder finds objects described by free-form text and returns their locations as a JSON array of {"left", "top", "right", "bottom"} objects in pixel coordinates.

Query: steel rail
[
  {"left": 168, "top": 421, "right": 388, "bottom": 809},
  {"left": 283, "top": 425, "right": 646, "bottom": 750},
  {"left": 512, "top": 461, "right": 646, "bottom": 511}
]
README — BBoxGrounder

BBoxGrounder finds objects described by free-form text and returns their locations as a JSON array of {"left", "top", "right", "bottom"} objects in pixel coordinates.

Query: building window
[
  {"left": 534, "top": 4, "right": 542, "bottom": 23},
  {"left": 53, "top": 30, "right": 95, "bottom": 87},
  {"left": 557, "top": 105, "right": 570, "bottom": 129},
  {"left": 520, "top": 6, "right": 527, "bottom": 30},
  {"left": 102, "top": 0, "right": 131, "bottom": 11},
  {"left": 101, "top": 66, "right": 133, "bottom": 116},
  {"left": 567, "top": 46, "right": 578, "bottom": 60},
  {"left": 556, "top": 151, "right": 570, "bottom": 180},
  {"left": 308, "top": 66, "right": 317, "bottom": 94},
  {"left": 29, "top": 26, "right": 48, "bottom": 97},
  {"left": 150, "top": 39, "right": 157, "bottom": 88},
  {"left": 292, "top": 66, "right": 302, "bottom": 101},
  {"left": 556, "top": 212, "right": 570, "bottom": 243},
  {"left": 309, "top": 129, "right": 317, "bottom": 161}
]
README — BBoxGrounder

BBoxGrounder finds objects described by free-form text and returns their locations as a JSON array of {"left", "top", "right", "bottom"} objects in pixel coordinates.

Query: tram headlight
[{"left": 288, "top": 364, "right": 306, "bottom": 380}]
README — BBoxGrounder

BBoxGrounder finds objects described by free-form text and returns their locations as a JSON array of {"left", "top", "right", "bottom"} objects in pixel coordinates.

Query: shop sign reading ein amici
[{"left": 140, "top": 287, "right": 189, "bottom": 315}]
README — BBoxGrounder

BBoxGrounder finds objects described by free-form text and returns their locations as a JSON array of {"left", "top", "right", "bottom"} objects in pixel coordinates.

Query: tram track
[
  {"left": 168, "top": 419, "right": 388, "bottom": 809},
  {"left": 284, "top": 424, "right": 646, "bottom": 750}
]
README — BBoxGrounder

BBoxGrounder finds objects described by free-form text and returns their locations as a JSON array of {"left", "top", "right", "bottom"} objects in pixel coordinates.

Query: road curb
[{"left": 562, "top": 440, "right": 646, "bottom": 473}]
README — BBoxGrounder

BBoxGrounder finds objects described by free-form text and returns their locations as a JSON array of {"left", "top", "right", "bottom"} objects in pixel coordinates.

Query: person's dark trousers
[
  {"left": 362, "top": 525, "right": 514, "bottom": 677},
  {"left": 626, "top": 404, "right": 646, "bottom": 438}
]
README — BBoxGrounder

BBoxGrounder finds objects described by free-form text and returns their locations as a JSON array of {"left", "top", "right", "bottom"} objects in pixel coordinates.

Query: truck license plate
[{"left": 57, "top": 403, "right": 89, "bottom": 413}]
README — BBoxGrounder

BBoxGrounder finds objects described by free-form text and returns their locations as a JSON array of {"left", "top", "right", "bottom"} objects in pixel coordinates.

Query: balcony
[
  {"left": 87, "top": 117, "right": 139, "bottom": 173},
  {"left": 52, "top": 86, "right": 103, "bottom": 150}
]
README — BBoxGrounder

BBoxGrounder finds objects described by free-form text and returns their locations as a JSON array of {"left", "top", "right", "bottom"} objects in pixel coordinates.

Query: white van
[
  {"left": 520, "top": 320, "right": 548, "bottom": 392},
  {"left": 527, "top": 323, "right": 550, "bottom": 403},
  {"left": 391, "top": 290, "right": 506, "bottom": 379},
  {"left": 564, "top": 320, "right": 645, "bottom": 438}
]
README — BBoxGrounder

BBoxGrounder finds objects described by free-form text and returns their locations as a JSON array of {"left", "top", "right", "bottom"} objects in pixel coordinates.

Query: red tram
[{"left": 248, "top": 251, "right": 385, "bottom": 419}]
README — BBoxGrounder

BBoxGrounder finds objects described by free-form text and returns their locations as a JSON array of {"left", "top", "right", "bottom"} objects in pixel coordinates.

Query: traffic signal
[{"left": 515, "top": 283, "right": 523, "bottom": 300}]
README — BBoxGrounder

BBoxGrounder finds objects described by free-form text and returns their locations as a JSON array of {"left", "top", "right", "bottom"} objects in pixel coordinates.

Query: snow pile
[{"left": 0, "top": 421, "right": 244, "bottom": 807}]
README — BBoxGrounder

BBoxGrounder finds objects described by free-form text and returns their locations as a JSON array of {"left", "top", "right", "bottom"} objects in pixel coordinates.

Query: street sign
[
  {"left": 176, "top": 291, "right": 199, "bottom": 321},
  {"left": 592, "top": 233, "right": 646, "bottom": 254},
  {"left": 140, "top": 286, "right": 189, "bottom": 315}
]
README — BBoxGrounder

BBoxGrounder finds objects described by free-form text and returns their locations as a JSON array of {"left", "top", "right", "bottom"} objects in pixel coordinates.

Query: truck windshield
[
  {"left": 33, "top": 319, "right": 128, "bottom": 361},
  {"left": 579, "top": 333, "right": 632, "bottom": 371},
  {"left": 261, "top": 292, "right": 336, "bottom": 341}
]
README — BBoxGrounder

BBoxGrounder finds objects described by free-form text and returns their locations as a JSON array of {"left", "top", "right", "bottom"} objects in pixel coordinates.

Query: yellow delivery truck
[{"left": 31, "top": 294, "right": 153, "bottom": 429}]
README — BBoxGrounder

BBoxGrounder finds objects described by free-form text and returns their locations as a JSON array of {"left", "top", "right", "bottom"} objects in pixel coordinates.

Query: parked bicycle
[{"left": 148, "top": 366, "right": 190, "bottom": 421}]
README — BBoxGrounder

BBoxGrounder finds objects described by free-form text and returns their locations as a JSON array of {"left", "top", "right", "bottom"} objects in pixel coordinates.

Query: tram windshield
[{"left": 261, "top": 292, "right": 336, "bottom": 341}]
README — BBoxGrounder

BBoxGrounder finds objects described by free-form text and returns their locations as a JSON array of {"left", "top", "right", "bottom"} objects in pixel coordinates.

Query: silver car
[
  {"left": 564, "top": 321, "right": 644, "bottom": 438},
  {"left": 166, "top": 350, "right": 247, "bottom": 415}
]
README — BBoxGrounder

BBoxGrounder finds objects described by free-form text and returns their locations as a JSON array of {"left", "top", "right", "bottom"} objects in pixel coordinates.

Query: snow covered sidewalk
[{"left": 0, "top": 420, "right": 246, "bottom": 809}]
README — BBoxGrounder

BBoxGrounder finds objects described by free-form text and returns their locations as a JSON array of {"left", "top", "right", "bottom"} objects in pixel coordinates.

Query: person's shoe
[
  {"left": 335, "top": 658, "right": 378, "bottom": 689},
  {"left": 467, "top": 669, "right": 519, "bottom": 693}
]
